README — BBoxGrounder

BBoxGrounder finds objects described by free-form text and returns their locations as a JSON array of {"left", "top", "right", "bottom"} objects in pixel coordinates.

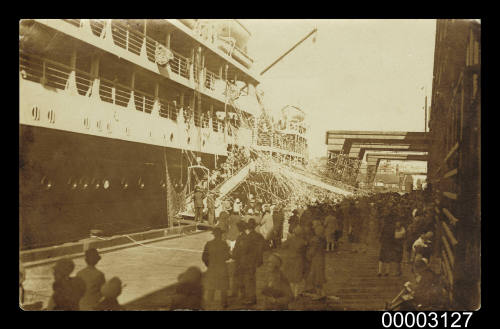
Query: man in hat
[
  {"left": 193, "top": 186, "right": 205, "bottom": 222},
  {"left": 77, "top": 248, "right": 106, "bottom": 310},
  {"left": 231, "top": 221, "right": 249, "bottom": 300},
  {"left": 239, "top": 218, "right": 266, "bottom": 305},
  {"left": 206, "top": 191, "right": 217, "bottom": 226},
  {"left": 202, "top": 227, "right": 230, "bottom": 309},
  {"left": 272, "top": 203, "right": 285, "bottom": 249}
]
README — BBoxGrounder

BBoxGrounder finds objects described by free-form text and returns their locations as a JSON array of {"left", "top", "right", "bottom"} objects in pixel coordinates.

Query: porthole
[
  {"left": 67, "top": 177, "right": 78, "bottom": 190},
  {"left": 121, "top": 178, "right": 129, "bottom": 190},
  {"left": 187, "top": 137, "right": 191, "bottom": 144},
  {"left": 170, "top": 133, "right": 174, "bottom": 142},
  {"left": 79, "top": 177, "right": 89, "bottom": 190},
  {"left": 40, "top": 176, "right": 52, "bottom": 190},
  {"left": 103, "top": 179, "right": 110, "bottom": 190},
  {"left": 138, "top": 177, "right": 145, "bottom": 189},
  {"left": 91, "top": 178, "right": 100, "bottom": 190}
]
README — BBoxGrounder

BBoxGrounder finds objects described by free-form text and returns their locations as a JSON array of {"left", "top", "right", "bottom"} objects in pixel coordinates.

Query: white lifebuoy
[{"left": 155, "top": 44, "right": 173, "bottom": 66}]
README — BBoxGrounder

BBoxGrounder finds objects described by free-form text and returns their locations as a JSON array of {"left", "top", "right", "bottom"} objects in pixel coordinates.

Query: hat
[
  {"left": 84, "top": 248, "right": 101, "bottom": 263},
  {"left": 53, "top": 258, "right": 75, "bottom": 278},
  {"left": 247, "top": 218, "right": 257, "bottom": 229},
  {"left": 101, "top": 277, "right": 123, "bottom": 298},
  {"left": 247, "top": 208, "right": 254, "bottom": 215}
]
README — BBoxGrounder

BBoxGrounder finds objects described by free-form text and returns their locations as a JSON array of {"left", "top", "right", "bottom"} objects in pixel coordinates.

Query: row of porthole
[{"left": 40, "top": 176, "right": 167, "bottom": 190}]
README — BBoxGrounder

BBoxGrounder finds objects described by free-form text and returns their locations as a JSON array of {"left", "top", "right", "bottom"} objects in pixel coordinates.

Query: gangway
[{"left": 177, "top": 160, "right": 255, "bottom": 219}]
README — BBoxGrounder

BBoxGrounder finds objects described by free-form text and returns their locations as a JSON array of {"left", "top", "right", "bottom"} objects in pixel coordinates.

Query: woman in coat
[
  {"left": 378, "top": 216, "right": 395, "bottom": 276},
  {"left": 281, "top": 226, "right": 307, "bottom": 298},
  {"left": 306, "top": 225, "right": 327, "bottom": 298}
]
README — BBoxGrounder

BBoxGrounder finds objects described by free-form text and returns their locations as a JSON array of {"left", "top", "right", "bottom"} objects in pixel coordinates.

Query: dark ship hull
[{"left": 19, "top": 124, "right": 220, "bottom": 250}]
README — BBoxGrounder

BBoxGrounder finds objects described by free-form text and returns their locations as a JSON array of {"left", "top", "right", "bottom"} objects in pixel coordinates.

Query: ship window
[
  {"left": 103, "top": 180, "right": 110, "bottom": 190},
  {"left": 79, "top": 177, "right": 89, "bottom": 190},
  {"left": 40, "top": 176, "right": 52, "bottom": 190},
  {"left": 138, "top": 177, "right": 145, "bottom": 189},
  {"left": 121, "top": 178, "right": 129, "bottom": 190}
]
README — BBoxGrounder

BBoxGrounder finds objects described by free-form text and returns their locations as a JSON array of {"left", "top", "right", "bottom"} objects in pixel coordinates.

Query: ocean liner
[{"left": 19, "top": 19, "right": 309, "bottom": 250}]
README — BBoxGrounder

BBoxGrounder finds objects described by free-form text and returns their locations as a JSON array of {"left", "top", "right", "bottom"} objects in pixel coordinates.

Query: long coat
[
  {"left": 306, "top": 236, "right": 326, "bottom": 286},
  {"left": 282, "top": 235, "right": 307, "bottom": 283},
  {"left": 259, "top": 212, "right": 274, "bottom": 240},
  {"left": 288, "top": 214, "right": 300, "bottom": 234},
  {"left": 202, "top": 239, "right": 230, "bottom": 290},
  {"left": 239, "top": 231, "right": 266, "bottom": 273}
]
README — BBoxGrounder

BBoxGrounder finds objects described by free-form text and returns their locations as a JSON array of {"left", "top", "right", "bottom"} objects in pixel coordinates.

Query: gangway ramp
[{"left": 178, "top": 161, "right": 254, "bottom": 218}]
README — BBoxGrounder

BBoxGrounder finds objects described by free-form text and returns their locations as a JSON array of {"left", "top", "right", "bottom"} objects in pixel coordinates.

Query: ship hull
[{"left": 19, "top": 124, "right": 220, "bottom": 250}]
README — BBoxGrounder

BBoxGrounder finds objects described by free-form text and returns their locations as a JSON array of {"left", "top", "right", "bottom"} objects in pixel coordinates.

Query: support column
[
  {"left": 166, "top": 33, "right": 171, "bottom": 49},
  {"left": 89, "top": 53, "right": 100, "bottom": 98},
  {"left": 152, "top": 82, "right": 160, "bottom": 116},
  {"left": 66, "top": 46, "right": 78, "bottom": 95},
  {"left": 127, "top": 71, "right": 136, "bottom": 110}
]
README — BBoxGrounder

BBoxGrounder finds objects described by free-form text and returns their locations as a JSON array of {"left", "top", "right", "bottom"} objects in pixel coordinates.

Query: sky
[{"left": 240, "top": 19, "right": 436, "bottom": 159}]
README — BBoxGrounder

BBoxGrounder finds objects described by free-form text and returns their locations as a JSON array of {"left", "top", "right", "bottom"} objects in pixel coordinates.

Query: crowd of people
[{"left": 20, "top": 186, "right": 449, "bottom": 310}]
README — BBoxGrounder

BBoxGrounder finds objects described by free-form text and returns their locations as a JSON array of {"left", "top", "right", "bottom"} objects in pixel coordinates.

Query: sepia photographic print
[{"left": 19, "top": 19, "right": 481, "bottom": 312}]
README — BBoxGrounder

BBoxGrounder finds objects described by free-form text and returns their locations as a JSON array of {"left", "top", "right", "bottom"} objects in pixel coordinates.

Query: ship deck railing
[
  {"left": 21, "top": 51, "right": 185, "bottom": 123},
  {"left": 59, "top": 19, "right": 228, "bottom": 95}
]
